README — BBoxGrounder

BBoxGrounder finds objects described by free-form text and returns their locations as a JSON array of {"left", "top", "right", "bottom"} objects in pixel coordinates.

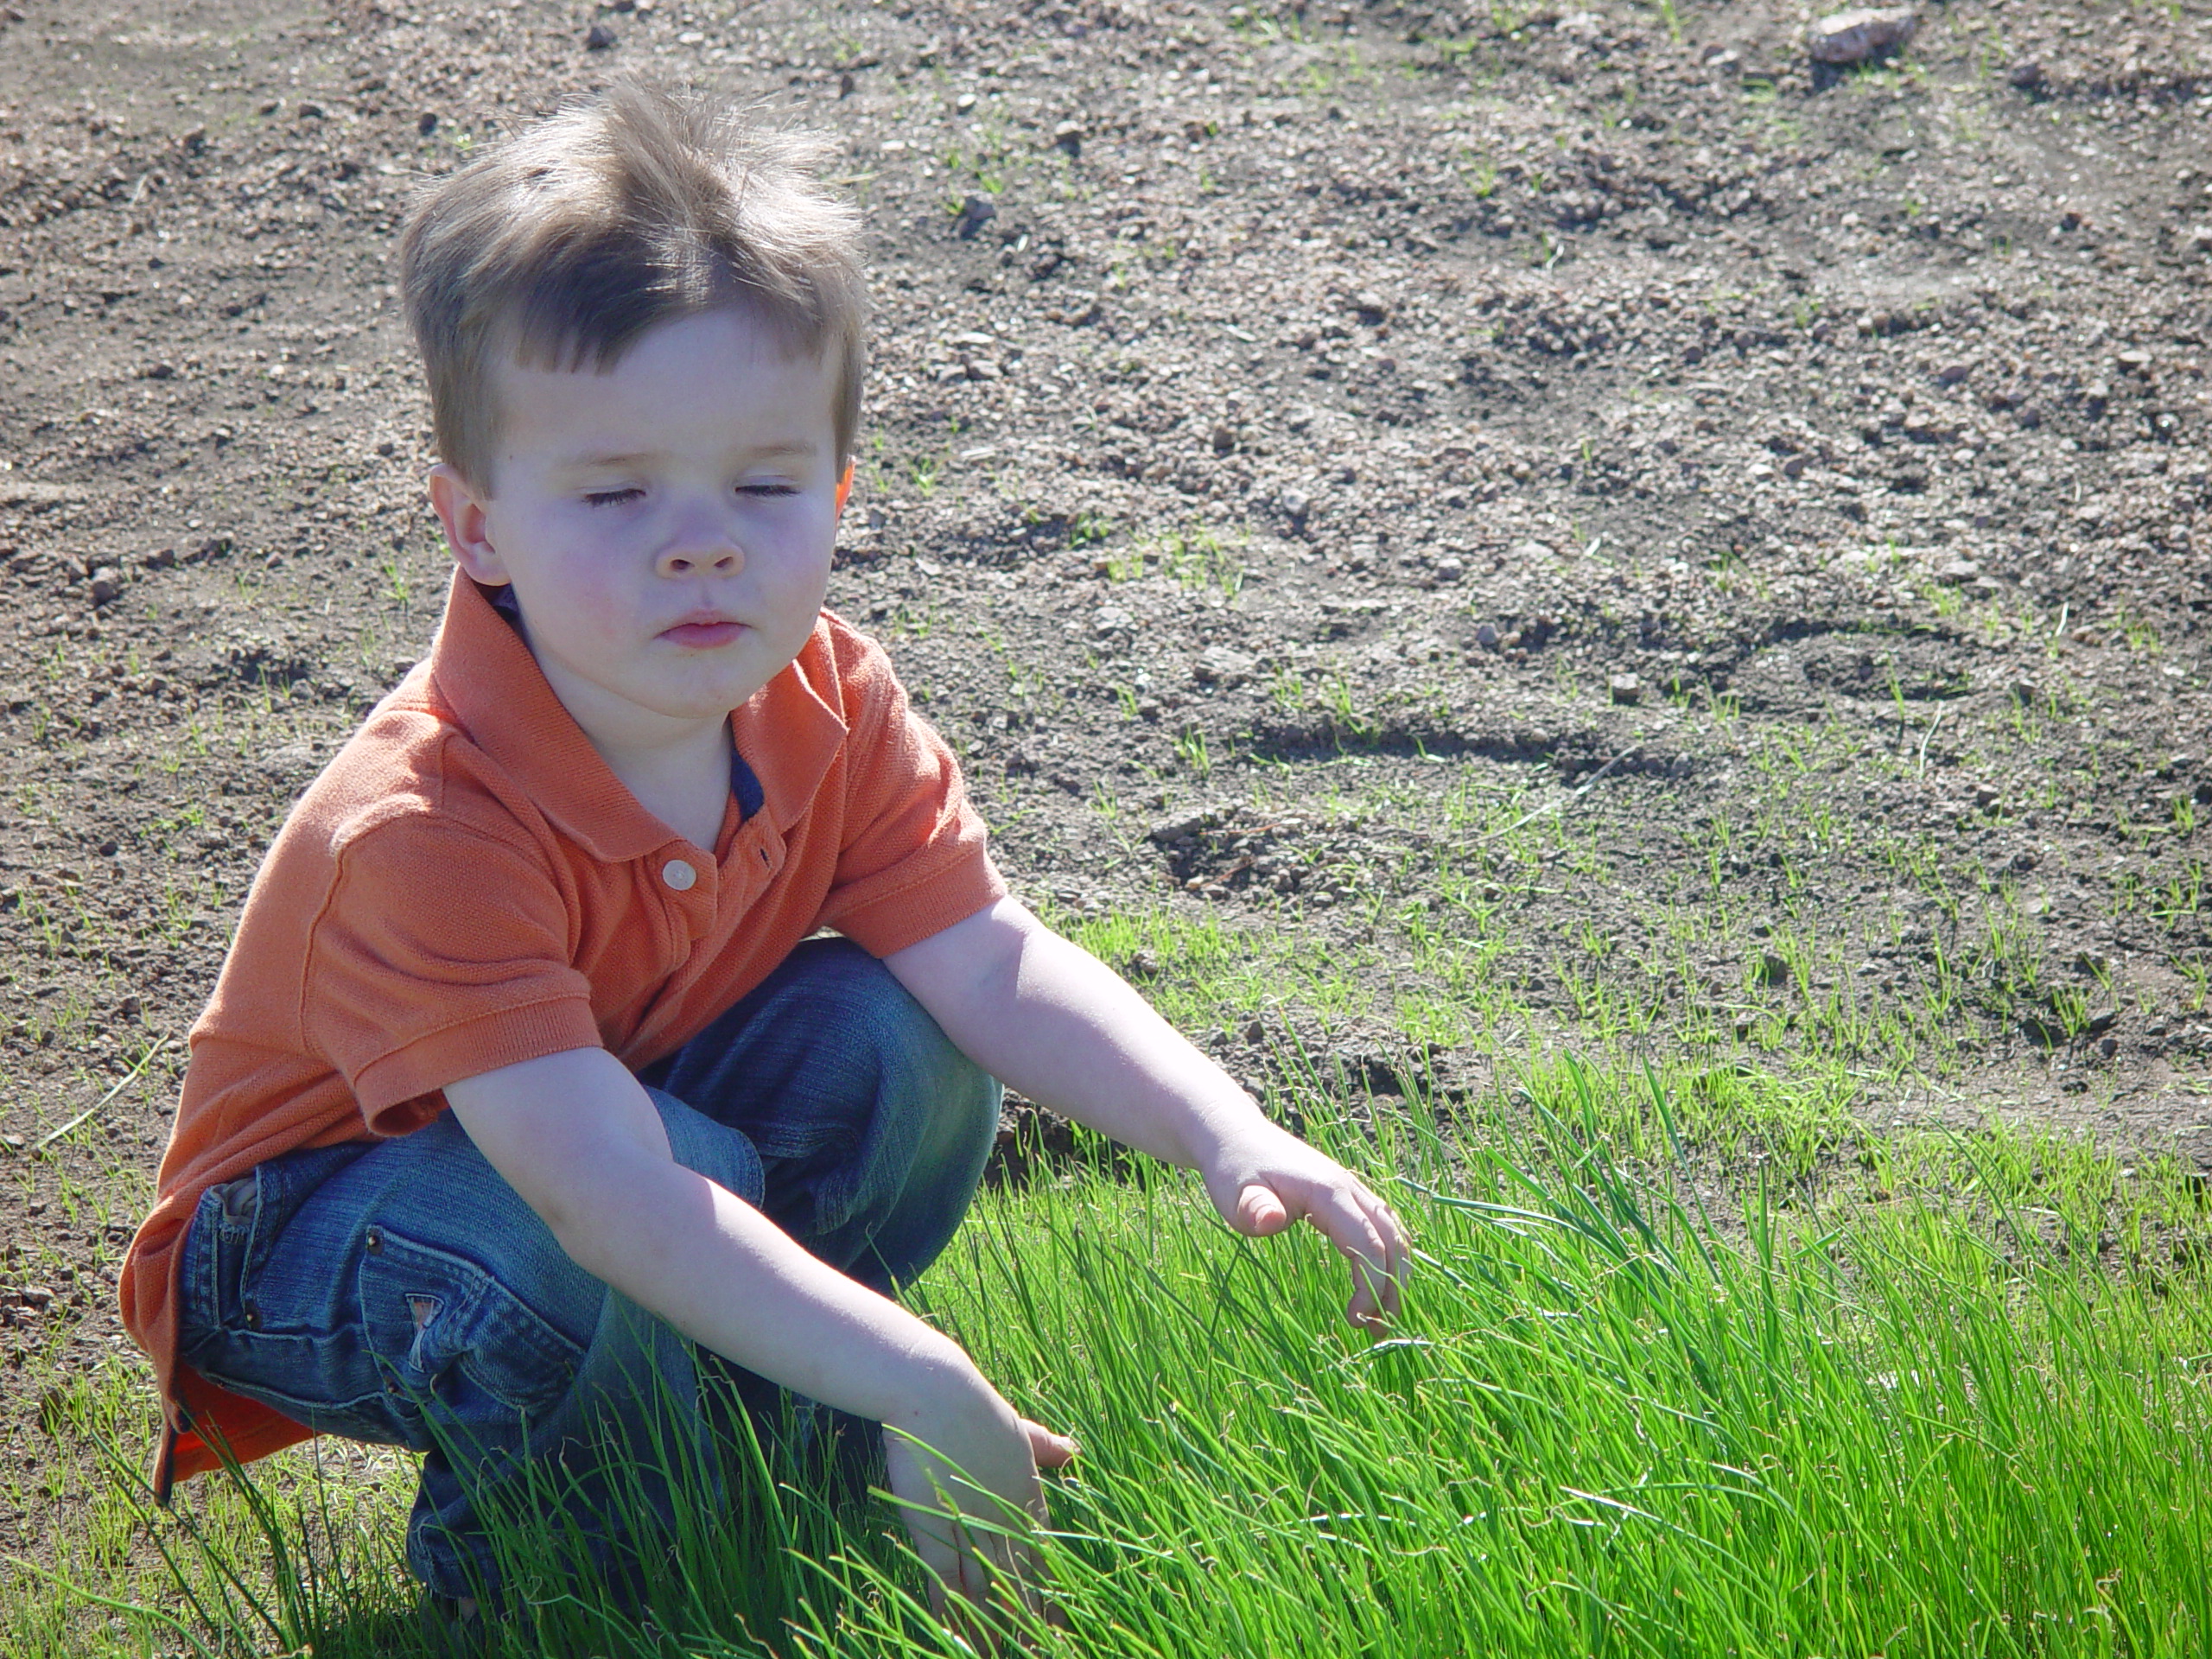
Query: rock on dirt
[
  {"left": 1808, "top": 7, "right": 1918, "bottom": 66},
  {"left": 954, "top": 195, "right": 996, "bottom": 239},
  {"left": 1196, "top": 645, "right": 1259, "bottom": 688},
  {"left": 1147, "top": 810, "right": 1216, "bottom": 847}
]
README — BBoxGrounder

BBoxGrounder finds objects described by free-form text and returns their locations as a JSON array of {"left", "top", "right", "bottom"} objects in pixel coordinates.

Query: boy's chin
[{"left": 643, "top": 680, "right": 774, "bottom": 722}]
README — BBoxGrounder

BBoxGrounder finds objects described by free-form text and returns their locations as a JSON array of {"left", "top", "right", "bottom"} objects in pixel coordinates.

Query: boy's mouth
[{"left": 658, "top": 615, "right": 745, "bottom": 648}]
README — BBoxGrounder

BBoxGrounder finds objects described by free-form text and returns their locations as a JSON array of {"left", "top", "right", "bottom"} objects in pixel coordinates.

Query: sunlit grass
[{"left": 27, "top": 1060, "right": 2212, "bottom": 1657}]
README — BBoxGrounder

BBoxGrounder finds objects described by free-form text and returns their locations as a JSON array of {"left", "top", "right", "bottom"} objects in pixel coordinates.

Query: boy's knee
[
  {"left": 642, "top": 1087, "right": 766, "bottom": 1205},
  {"left": 861, "top": 976, "right": 1000, "bottom": 1157},
  {"left": 937, "top": 1046, "right": 1001, "bottom": 1140},
  {"left": 829, "top": 947, "right": 967, "bottom": 1069}
]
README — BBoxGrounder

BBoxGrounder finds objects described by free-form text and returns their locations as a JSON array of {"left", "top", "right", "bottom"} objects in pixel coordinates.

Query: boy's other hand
[
  {"left": 1199, "top": 1121, "right": 1410, "bottom": 1330},
  {"left": 882, "top": 1386, "right": 1077, "bottom": 1632},
  {"left": 882, "top": 897, "right": 1410, "bottom": 1326}
]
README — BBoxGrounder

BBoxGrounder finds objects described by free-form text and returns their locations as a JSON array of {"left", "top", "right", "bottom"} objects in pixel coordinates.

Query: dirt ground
[{"left": 3, "top": 0, "right": 2211, "bottom": 1598}]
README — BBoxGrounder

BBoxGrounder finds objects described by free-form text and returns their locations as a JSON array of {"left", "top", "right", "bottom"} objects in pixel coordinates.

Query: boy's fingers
[
  {"left": 1020, "top": 1416, "right": 1079, "bottom": 1469},
  {"left": 1342, "top": 1182, "right": 1408, "bottom": 1287},
  {"left": 1307, "top": 1186, "right": 1395, "bottom": 1322},
  {"left": 1235, "top": 1182, "right": 1290, "bottom": 1235},
  {"left": 1228, "top": 1166, "right": 1411, "bottom": 1325},
  {"left": 1360, "top": 1190, "right": 1413, "bottom": 1287},
  {"left": 1347, "top": 1249, "right": 1394, "bottom": 1325}
]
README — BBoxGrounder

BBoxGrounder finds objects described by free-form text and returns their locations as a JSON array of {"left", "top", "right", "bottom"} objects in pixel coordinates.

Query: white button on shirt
[{"left": 661, "top": 858, "right": 698, "bottom": 892}]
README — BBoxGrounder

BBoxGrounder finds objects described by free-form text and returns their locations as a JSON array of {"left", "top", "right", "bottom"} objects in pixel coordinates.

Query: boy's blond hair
[{"left": 400, "top": 82, "right": 866, "bottom": 489}]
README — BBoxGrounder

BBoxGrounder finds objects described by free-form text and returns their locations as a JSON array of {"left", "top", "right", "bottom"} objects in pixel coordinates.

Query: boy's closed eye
[{"left": 584, "top": 483, "right": 800, "bottom": 506}]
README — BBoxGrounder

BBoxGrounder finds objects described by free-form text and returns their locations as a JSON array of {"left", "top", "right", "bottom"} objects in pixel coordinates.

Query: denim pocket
[
  {"left": 175, "top": 1147, "right": 582, "bottom": 1452},
  {"left": 181, "top": 1142, "right": 376, "bottom": 1340},
  {"left": 178, "top": 1174, "right": 416, "bottom": 1447},
  {"left": 359, "top": 1227, "right": 582, "bottom": 1422}
]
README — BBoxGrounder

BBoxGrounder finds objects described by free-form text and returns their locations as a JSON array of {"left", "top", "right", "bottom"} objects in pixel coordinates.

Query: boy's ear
[
  {"left": 428, "top": 463, "right": 509, "bottom": 588},
  {"left": 835, "top": 461, "right": 853, "bottom": 519}
]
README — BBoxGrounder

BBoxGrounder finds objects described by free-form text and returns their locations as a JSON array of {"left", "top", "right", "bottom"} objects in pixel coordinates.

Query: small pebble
[
  {"left": 1808, "top": 6, "right": 1918, "bottom": 67},
  {"left": 1195, "top": 645, "right": 1257, "bottom": 687}
]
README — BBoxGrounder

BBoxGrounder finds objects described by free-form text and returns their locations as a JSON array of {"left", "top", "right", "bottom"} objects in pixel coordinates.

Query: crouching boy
[{"left": 121, "top": 83, "right": 1408, "bottom": 1621}]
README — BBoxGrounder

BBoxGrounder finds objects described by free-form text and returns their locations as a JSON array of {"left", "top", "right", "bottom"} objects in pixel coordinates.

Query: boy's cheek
[{"left": 516, "top": 556, "right": 626, "bottom": 629}]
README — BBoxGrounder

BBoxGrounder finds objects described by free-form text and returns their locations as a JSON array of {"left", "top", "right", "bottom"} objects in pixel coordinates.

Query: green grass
[{"left": 23, "top": 1062, "right": 2212, "bottom": 1657}]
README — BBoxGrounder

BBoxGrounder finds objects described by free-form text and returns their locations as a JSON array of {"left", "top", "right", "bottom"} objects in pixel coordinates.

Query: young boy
[{"left": 121, "top": 82, "right": 1408, "bottom": 1619}]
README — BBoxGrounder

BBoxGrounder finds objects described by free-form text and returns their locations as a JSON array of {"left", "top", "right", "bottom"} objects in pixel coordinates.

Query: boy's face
[{"left": 429, "top": 307, "right": 842, "bottom": 749}]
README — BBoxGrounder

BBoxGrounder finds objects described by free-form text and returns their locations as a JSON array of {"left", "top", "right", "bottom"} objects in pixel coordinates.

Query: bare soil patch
[{"left": 3, "top": 0, "right": 2210, "bottom": 1609}]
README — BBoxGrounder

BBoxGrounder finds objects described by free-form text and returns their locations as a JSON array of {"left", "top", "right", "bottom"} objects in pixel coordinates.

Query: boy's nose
[{"left": 657, "top": 539, "right": 744, "bottom": 578}]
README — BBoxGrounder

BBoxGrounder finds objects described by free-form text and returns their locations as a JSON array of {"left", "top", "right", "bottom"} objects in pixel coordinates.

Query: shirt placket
[
  {"left": 652, "top": 845, "right": 721, "bottom": 945},
  {"left": 728, "top": 817, "right": 786, "bottom": 915}
]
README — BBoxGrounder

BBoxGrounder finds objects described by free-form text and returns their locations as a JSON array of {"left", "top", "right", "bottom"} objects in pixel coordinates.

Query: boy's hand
[
  {"left": 882, "top": 1383, "right": 1077, "bottom": 1630},
  {"left": 885, "top": 900, "right": 1412, "bottom": 1331},
  {"left": 1197, "top": 1120, "right": 1411, "bottom": 1329},
  {"left": 447, "top": 1045, "right": 1079, "bottom": 1634}
]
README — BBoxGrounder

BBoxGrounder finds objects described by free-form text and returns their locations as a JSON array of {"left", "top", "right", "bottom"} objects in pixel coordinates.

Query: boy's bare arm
[
  {"left": 443, "top": 1049, "right": 1069, "bottom": 1607},
  {"left": 883, "top": 898, "right": 1410, "bottom": 1327}
]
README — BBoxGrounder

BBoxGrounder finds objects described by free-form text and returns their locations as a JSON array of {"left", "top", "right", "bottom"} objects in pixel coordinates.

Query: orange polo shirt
[{"left": 121, "top": 570, "right": 1005, "bottom": 1497}]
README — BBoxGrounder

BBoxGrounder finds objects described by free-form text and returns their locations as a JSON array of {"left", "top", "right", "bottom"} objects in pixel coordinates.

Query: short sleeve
[
  {"left": 303, "top": 818, "right": 602, "bottom": 1135},
  {"left": 814, "top": 632, "right": 1005, "bottom": 956}
]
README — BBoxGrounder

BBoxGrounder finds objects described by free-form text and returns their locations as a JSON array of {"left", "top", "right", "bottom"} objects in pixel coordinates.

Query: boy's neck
[
  {"left": 531, "top": 651, "right": 739, "bottom": 852},
  {"left": 587, "top": 713, "right": 736, "bottom": 854}
]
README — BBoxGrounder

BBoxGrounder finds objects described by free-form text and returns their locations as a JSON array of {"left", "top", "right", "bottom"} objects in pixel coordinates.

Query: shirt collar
[{"left": 423, "top": 571, "right": 847, "bottom": 861}]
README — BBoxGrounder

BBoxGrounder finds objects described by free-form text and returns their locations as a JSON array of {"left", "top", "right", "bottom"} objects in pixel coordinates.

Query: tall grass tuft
[{"left": 83, "top": 1059, "right": 2212, "bottom": 1656}]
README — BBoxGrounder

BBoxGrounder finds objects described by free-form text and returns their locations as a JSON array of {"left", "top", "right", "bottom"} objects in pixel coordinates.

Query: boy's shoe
[{"left": 417, "top": 1591, "right": 487, "bottom": 1654}]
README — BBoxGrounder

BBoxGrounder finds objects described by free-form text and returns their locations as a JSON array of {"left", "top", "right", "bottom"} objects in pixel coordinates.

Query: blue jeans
[{"left": 174, "top": 938, "right": 1001, "bottom": 1601}]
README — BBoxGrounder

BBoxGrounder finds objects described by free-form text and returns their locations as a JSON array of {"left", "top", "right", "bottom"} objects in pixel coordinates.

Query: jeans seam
[{"left": 183, "top": 1185, "right": 252, "bottom": 1352}]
